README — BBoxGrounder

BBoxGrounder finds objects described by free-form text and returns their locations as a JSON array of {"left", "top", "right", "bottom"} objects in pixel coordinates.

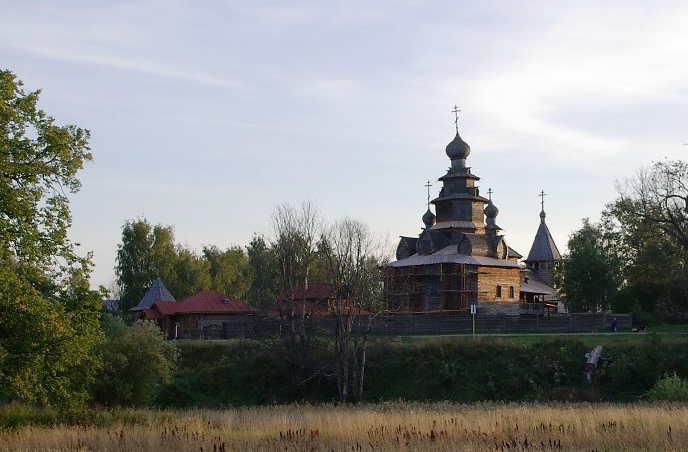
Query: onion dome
[
  {"left": 445, "top": 132, "right": 471, "bottom": 160},
  {"left": 422, "top": 208, "right": 436, "bottom": 228},
  {"left": 484, "top": 200, "right": 499, "bottom": 220},
  {"left": 539, "top": 209, "right": 546, "bottom": 224},
  {"left": 484, "top": 199, "right": 501, "bottom": 232}
]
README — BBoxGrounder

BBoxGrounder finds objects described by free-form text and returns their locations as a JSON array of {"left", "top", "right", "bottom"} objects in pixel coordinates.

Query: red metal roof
[
  {"left": 148, "top": 291, "right": 258, "bottom": 316},
  {"left": 278, "top": 283, "right": 334, "bottom": 301},
  {"left": 265, "top": 300, "right": 331, "bottom": 318},
  {"left": 264, "top": 299, "right": 374, "bottom": 318}
]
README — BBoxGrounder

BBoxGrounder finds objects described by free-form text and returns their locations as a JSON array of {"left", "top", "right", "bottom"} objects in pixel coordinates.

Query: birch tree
[
  {"left": 270, "top": 201, "right": 323, "bottom": 390},
  {"left": 320, "top": 217, "right": 386, "bottom": 402}
]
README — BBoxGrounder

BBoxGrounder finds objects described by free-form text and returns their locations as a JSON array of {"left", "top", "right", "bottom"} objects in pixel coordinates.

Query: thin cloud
[{"left": 10, "top": 41, "right": 248, "bottom": 90}]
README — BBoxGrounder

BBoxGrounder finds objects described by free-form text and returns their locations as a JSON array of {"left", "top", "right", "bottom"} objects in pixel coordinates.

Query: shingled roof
[
  {"left": 525, "top": 209, "right": 561, "bottom": 263},
  {"left": 129, "top": 278, "right": 176, "bottom": 312},
  {"left": 520, "top": 268, "right": 557, "bottom": 295}
]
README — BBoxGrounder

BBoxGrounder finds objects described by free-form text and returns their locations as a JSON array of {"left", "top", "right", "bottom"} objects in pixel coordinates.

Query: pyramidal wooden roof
[
  {"left": 525, "top": 210, "right": 561, "bottom": 262},
  {"left": 129, "top": 278, "right": 176, "bottom": 312}
]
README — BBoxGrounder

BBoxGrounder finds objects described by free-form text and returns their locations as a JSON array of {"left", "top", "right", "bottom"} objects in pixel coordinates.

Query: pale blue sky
[{"left": 2, "top": 1, "right": 687, "bottom": 290}]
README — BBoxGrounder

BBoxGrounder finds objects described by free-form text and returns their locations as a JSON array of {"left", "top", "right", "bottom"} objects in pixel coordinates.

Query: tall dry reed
[{"left": 1, "top": 402, "right": 687, "bottom": 451}]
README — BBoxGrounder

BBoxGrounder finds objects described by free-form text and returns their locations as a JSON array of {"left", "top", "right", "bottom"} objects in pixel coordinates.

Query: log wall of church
[{"left": 477, "top": 267, "right": 521, "bottom": 304}]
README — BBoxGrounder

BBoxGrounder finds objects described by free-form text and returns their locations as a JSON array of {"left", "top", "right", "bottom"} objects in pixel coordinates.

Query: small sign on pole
[{"left": 470, "top": 304, "right": 476, "bottom": 340}]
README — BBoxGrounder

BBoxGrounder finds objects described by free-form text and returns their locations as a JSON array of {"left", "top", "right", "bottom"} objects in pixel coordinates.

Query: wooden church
[{"left": 382, "top": 117, "right": 561, "bottom": 315}]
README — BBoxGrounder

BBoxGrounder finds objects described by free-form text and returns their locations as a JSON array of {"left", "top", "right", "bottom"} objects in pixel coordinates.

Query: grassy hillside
[{"left": 152, "top": 333, "right": 688, "bottom": 407}]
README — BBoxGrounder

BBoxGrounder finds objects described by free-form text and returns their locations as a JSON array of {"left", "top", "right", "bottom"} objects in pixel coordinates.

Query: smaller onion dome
[
  {"left": 445, "top": 132, "right": 471, "bottom": 160},
  {"left": 484, "top": 200, "right": 499, "bottom": 219},
  {"left": 484, "top": 199, "right": 501, "bottom": 232},
  {"left": 422, "top": 208, "right": 436, "bottom": 228},
  {"left": 539, "top": 209, "right": 546, "bottom": 223}
]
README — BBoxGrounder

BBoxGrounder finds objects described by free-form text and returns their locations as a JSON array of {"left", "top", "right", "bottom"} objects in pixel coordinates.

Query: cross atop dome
[
  {"left": 425, "top": 180, "right": 432, "bottom": 208},
  {"left": 451, "top": 105, "right": 461, "bottom": 133}
]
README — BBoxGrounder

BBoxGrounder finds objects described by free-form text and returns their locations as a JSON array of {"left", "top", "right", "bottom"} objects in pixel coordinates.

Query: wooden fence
[{"left": 180, "top": 312, "right": 633, "bottom": 339}]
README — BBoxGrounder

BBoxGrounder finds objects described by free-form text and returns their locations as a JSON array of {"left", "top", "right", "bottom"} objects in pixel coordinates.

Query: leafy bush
[
  {"left": 90, "top": 316, "right": 178, "bottom": 406},
  {"left": 647, "top": 373, "right": 688, "bottom": 402}
]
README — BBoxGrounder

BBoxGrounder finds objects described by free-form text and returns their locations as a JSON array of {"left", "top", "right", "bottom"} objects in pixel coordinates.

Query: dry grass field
[{"left": 2, "top": 402, "right": 688, "bottom": 451}]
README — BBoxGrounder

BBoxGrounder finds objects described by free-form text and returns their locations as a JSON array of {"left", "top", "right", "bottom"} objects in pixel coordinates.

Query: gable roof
[
  {"left": 278, "top": 283, "right": 334, "bottom": 302},
  {"left": 264, "top": 299, "right": 374, "bottom": 319},
  {"left": 396, "top": 236, "right": 419, "bottom": 260},
  {"left": 174, "top": 291, "right": 259, "bottom": 314},
  {"left": 129, "top": 278, "right": 176, "bottom": 312},
  {"left": 139, "top": 291, "right": 258, "bottom": 320}
]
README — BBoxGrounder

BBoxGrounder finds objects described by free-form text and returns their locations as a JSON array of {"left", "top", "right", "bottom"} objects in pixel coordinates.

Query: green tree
[
  {"left": 91, "top": 315, "right": 177, "bottom": 406},
  {"left": 606, "top": 160, "right": 688, "bottom": 321},
  {"left": 560, "top": 218, "right": 623, "bottom": 313},
  {"left": 0, "top": 69, "right": 102, "bottom": 409},
  {"left": 115, "top": 219, "right": 177, "bottom": 311},
  {"left": 246, "top": 234, "right": 278, "bottom": 307},
  {"left": 202, "top": 245, "right": 253, "bottom": 300},
  {"left": 168, "top": 246, "right": 211, "bottom": 299}
]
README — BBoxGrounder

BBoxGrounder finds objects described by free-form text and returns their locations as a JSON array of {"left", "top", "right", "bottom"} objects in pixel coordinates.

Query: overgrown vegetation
[{"left": 144, "top": 335, "right": 688, "bottom": 407}]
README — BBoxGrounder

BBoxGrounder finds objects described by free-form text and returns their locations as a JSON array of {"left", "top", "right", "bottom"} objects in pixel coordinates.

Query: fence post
[{"left": 439, "top": 311, "right": 443, "bottom": 334}]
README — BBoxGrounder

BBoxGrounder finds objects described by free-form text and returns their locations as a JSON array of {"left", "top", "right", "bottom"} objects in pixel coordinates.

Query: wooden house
[
  {"left": 139, "top": 290, "right": 259, "bottom": 339},
  {"left": 265, "top": 283, "right": 374, "bottom": 318}
]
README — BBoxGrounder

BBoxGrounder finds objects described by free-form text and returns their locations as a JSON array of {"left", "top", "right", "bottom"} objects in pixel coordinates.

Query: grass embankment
[
  {"left": 408, "top": 330, "right": 688, "bottom": 347},
  {"left": 2, "top": 402, "right": 688, "bottom": 451},
  {"left": 150, "top": 333, "right": 688, "bottom": 407}
]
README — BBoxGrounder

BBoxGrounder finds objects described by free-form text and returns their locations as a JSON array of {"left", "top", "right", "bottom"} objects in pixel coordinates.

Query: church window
[
  {"left": 496, "top": 285, "right": 502, "bottom": 298},
  {"left": 509, "top": 286, "right": 514, "bottom": 298}
]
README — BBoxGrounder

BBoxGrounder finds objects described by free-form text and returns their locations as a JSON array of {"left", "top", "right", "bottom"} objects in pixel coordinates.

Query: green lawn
[{"left": 399, "top": 327, "right": 688, "bottom": 347}]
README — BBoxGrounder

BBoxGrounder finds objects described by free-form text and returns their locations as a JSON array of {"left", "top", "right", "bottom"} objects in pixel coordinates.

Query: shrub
[
  {"left": 90, "top": 316, "right": 178, "bottom": 406},
  {"left": 647, "top": 373, "right": 688, "bottom": 402}
]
